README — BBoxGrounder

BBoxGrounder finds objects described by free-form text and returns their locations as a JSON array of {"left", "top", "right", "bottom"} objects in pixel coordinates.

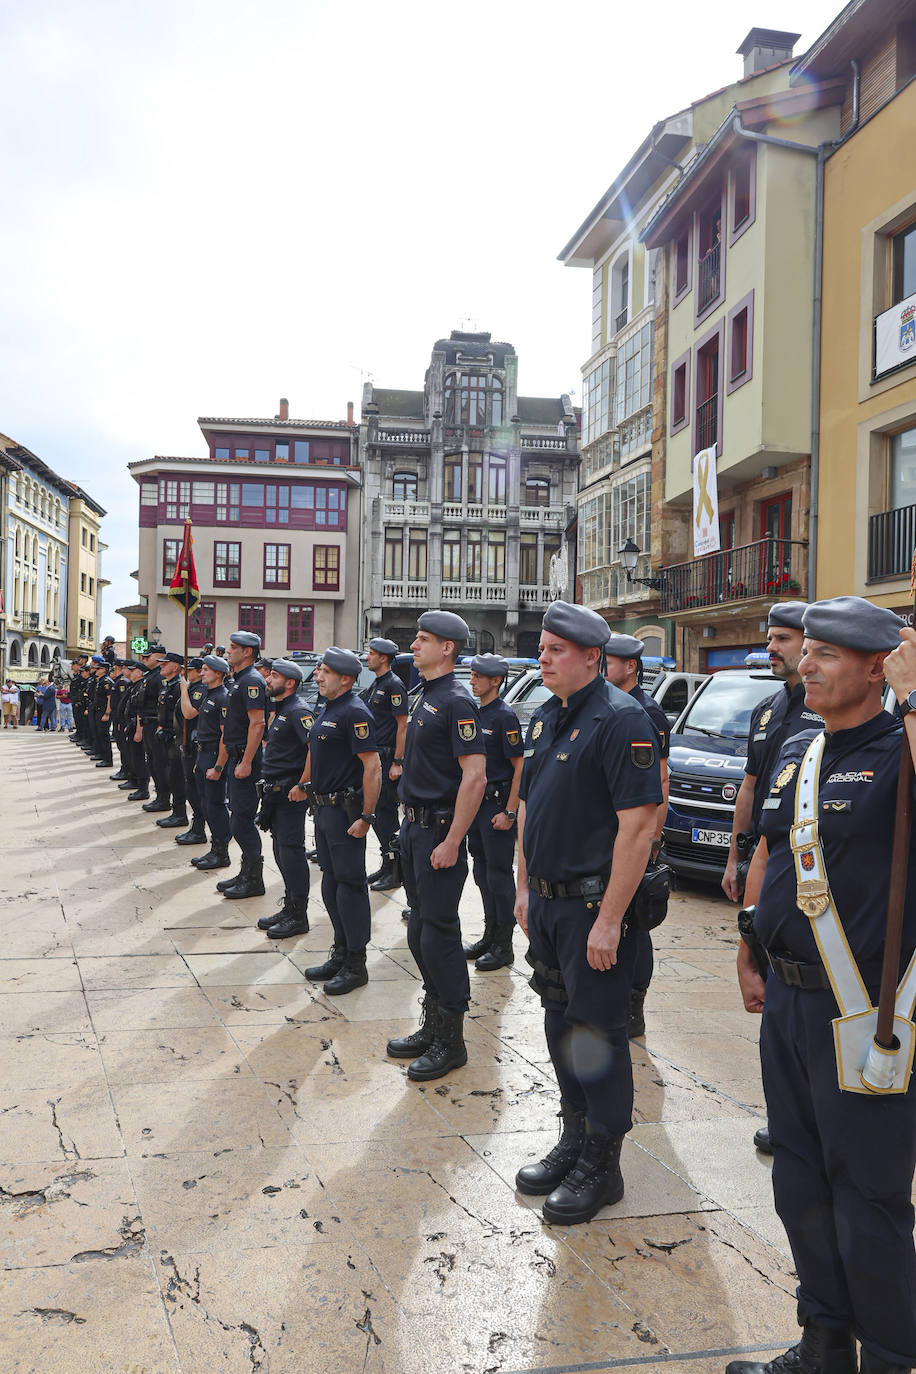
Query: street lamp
[{"left": 618, "top": 539, "right": 663, "bottom": 591}]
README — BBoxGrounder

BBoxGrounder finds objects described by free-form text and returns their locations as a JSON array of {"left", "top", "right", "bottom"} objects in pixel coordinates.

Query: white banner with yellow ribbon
[{"left": 693, "top": 445, "right": 720, "bottom": 557}]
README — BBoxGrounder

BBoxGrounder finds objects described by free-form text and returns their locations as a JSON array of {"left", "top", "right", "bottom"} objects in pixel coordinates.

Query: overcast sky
[{"left": 0, "top": 0, "right": 841, "bottom": 636}]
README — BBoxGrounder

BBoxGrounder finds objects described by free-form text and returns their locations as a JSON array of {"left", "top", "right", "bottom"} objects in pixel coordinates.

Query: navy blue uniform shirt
[
  {"left": 140, "top": 667, "right": 161, "bottom": 721},
  {"left": 174, "top": 680, "right": 207, "bottom": 739},
  {"left": 520, "top": 674, "right": 663, "bottom": 882},
  {"left": 157, "top": 675, "right": 181, "bottom": 730},
  {"left": 359, "top": 669, "right": 408, "bottom": 752},
  {"left": 478, "top": 696, "right": 524, "bottom": 784},
  {"left": 627, "top": 683, "right": 670, "bottom": 759},
  {"left": 755, "top": 711, "right": 916, "bottom": 967},
  {"left": 223, "top": 665, "right": 267, "bottom": 751},
  {"left": 746, "top": 680, "right": 823, "bottom": 835},
  {"left": 309, "top": 692, "right": 377, "bottom": 793},
  {"left": 263, "top": 695, "right": 315, "bottom": 779},
  {"left": 196, "top": 684, "right": 228, "bottom": 750},
  {"left": 400, "top": 672, "right": 486, "bottom": 806}
]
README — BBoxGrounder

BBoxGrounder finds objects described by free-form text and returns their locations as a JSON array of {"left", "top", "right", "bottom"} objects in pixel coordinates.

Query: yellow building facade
[{"left": 66, "top": 487, "right": 107, "bottom": 657}]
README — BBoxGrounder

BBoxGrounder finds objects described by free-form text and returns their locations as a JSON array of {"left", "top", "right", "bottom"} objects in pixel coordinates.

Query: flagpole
[{"left": 182, "top": 519, "right": 191, "bottom": 752}]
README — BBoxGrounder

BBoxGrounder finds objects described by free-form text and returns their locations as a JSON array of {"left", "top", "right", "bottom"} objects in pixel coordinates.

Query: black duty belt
[
  {"left": 484, "top": 783, "right": 510, "bottom": 802},
  {"left": 766, "top": 949, "right": 830, "bottom": 991},
  {"left": 258, "top": 777, "right": 299, "bottom": 795},
  {"left": 404, "top": 804, "right": 454, "bottom": 826},
  {"left": 530, "top": 874, "right": 607, "bottom": 900},
  {"left": 312, "top": 790, "right": 350, "bottom": 807}
]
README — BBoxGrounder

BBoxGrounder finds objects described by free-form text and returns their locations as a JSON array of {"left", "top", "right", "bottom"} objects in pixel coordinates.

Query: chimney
[
  {"left": 347, "top": 401, "right": 354, "bottom": 426},
  {"left": 736, "top": 27, "right": 800, "bottom": 77},
  {"left": 278, "top": 397, "right": 289, "bottom": 422}
]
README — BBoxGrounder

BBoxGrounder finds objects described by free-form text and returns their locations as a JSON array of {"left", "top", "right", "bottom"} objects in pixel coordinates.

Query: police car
[{"left": 663, "top": 653, "right": 777, "bottom": 882}]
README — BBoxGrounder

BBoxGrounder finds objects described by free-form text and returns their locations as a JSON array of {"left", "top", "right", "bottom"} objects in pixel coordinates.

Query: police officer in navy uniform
[
  {"left": 733, "top": 597, "right": 916, "bottom": 1374},
  {"left": 174, "top": 658, "right": 209, "bottom": 846},
  {"left": 603, "top": 633, "right": 671, "bottom": 1040},
  {"left": 512, "top": 601, "right": 662, "bottom": 1226},
  {"left": 138, "top": 645, "right": 169, "bottom": 810},
  {"left": 109, "top": 660, "right": 130, "bottom": 781},
  {"left": 385, "top": 611, "right": 487, "bottom": 1080},
  {"left": 89, "top": 655, "right": 114, "bottom": 768},
  {"left": 724, "top": 602, "right": 822, "bottom": 903},
  {"left": 154, "top": 652, "right": 188, "bottom": 829},
  {"left": 209, "top": 631, "right": 268, "bottom": 899},
  {"left": 125, "top": 660, "right": 152, "bottom": 800},
  {"left": 299, "top": 647, "right": 381, "bottom": 995},
  {"left": 462, "top": 653, "right": 524, "bottom": 971},
  {"left": 249, "top": 659, "right": 316, "bottom": 939},
  {"left": 191, "top": 655, "right": 232, "bottom": 872},
  {"left": 361, "top": 637, "right": 409, "bottom": 892}
]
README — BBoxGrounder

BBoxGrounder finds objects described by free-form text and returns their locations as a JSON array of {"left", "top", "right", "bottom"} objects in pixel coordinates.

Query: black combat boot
[
  {"left": 304, "top": 944, "right": 346, "bottom": 981},
  {"left": 369, "top": 859, "right": 399, "bottom": 892},
  {"left": 475, "top": 924, "right": 516, "bottom": 971},
  {"left": 118, "top": 779, "right": 136, "bottom": 790},
  {"left": 366, "top": 856, "right": 388, "bottom": 884},
  {"left": 127, "top": 788, "right": 150, "bottom": 801},
  {"left": 515, "top": 1104, "right": 587, "bottom": 1195},
  {"left": 628, "top": 989, "right": 647, "bottom": 1039},
  {"left": 724, "top": 1319, "right": 857, "bottom": 1374},
  {"left": 221, "top": 854, "right": 265, "bottom": 899},
  {"left": 142, "top": 796, "right": 171, "bottom": 813},
  {"left": 387, "top": 994, "right": 439, "bottom": 1059},
  {"left": 463, "top": 922, "right": 494, "bottom": 961},
  {"left": 324, "top": 948, "right": 369, "bottom": 995},
  {"left": 265, "top": 898, "right": 310, "bottom": 940},
  {"left": 156, "top": 810, "right": 189, "bottom": 829},
  {"left": 109, "top": 769, "right": 127, "bottom": 781},
  {"left": 860, "top": 1350, "right": 912, "bottom": 1374},
  {"left": 216, "top": 858, "right": 245, "bottom": 890},
  {"left": 258, "top": 896, "right": 290, "bottom": 930},
  {"left": 175, "top": 818, "right": 207, "bottom": 845},
  {"left": 193, "top": 841, "right": 231, "bottom": 871},
  {"left": 542, "top": 1126, "right": 625, "bottom": 1225},
  {"left": 754, "top": 1124, "right": 773, "bottom": 1154},
  {"left": 407, "top": 1008, "right": 467, "bottom": 1081}
]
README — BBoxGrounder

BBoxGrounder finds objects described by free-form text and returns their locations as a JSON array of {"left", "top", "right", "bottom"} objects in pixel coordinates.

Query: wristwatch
[
  {"left": 504, "top": 808, "right": 518, "bottom": 820},
  {"left": 393, "top": 757, "right": 404, "bottom": 765},
  {"left": 360, "top": 812, "right": 376, "bottom": 823},
  {"left": 898, "top": 689, "right": 916, "bottom": 718}
]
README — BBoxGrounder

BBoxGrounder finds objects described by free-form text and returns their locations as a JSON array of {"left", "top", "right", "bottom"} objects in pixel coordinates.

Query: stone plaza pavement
[{"left": 0, "top": 728, "right": 804, "bottom": 1374}]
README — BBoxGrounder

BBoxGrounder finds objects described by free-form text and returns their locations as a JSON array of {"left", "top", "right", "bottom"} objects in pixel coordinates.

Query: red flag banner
[{"left": 168, "top": 520, "right": 201, "bottom": 616}]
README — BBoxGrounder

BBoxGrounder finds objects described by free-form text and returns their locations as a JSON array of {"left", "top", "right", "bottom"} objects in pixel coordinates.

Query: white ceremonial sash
[{"left": 792, "top": 732, "right": 916, "bottom": 1094}]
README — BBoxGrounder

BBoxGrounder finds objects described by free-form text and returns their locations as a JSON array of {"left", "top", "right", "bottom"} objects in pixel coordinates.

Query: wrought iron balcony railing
[
  {"left": 868, "top": 503, "right": 916, "bottom": 581},
  {"left": 660, "top": 537, "right": 806, "bottom": 614},
  {"left": 697, "top": 241, "right": 721, "bottom": 311},
  {"left": 696, "top": 394, "right": 718, "bottom": 452}
]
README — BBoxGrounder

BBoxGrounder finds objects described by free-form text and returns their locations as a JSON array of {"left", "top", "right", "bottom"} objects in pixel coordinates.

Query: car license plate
[{"left": 692, "top": 827, "right": 730, "bottom": 847}]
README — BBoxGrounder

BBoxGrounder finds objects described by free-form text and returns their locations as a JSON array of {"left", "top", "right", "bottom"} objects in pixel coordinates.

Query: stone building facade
[{"left": 360, "top": 331, "right": 579, "bottom": 657}]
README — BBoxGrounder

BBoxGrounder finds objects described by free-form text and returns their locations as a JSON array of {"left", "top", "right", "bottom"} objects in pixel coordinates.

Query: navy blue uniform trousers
[
  {"left": 466, "top": 796, "right": 516, "bottom": 930},
  {"left": 268, "top": 794, "right": 309, "bottom": 901},
  {"left": 761, "top": 977, "right": 916, "bottom": 1366},
  {"left": 314, "top": 804, "right": 369, "bottom": 951},
  {"left": 527, "top": 893, "right": 637, "bottom": 1137},
  {"left": 227, "top": 749, "right": 262, "bottom": 856},
  {"left": 400, "top": 818, "right": 470, "bottom": 1014},
  {"left": 195, "top": 751, "right": 230, "bottom": 844}
]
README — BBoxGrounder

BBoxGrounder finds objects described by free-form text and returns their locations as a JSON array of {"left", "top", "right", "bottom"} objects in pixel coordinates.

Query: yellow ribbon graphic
[{"left": 695, "top": 451, "right": 715, "bottom": 529}]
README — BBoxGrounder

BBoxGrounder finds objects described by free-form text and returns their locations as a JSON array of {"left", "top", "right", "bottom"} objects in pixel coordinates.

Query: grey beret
[
  {"left": 768, "top": 601, "right": 808, "bottom": 630},
  {"left": 163, "top": 651, "right": 185, "bottom": 665},
  {"left": 201, "top": 654, "right": 229, "bottom": 674},
  {"left": 417, "top": 610, "right": 471, "bottom": 643},
  {"left": 369, "top": 637, "right": 400, "bottom": 657},
  {"left": 321, "top": 646, "right": 362, "bottom": 677},
  {"left": 802, "top": 596, "right": 904, "bottom": 652},
  {"left": 270, "top": 657, "right": 304, "bottom": 683},
  {"left": 230, "top": 631, "right": 262, "bottom": 650},
  {"left": 605, "top": 633, "right": 645, "bottom": 659},
  {"left": 542, "top": 600, "right": 611, "bottom": 649},
  {"left": 470, "top": 653, "right": 509, "bottom": 677}
]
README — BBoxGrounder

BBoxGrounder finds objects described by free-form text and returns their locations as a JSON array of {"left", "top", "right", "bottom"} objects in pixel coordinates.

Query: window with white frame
[
  {"left": 611, "top": 468, "right": 651, "bottom": 556},
  {"left": 582, "top": 356, "right": 615, "bottom": 446},
  {"left": 615, "top": 323, "right": 653, "bottom": 425}
]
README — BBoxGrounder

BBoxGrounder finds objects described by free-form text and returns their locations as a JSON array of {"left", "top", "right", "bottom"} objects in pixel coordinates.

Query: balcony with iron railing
[
  {"left": 697, "top": 241, "right": 721, "bottom": 312},
  {"left": 660, "top": 537, "right": 807, "bottom": 615},
  {"left": 868, "top": 503, "right": 916, "bottom": 581}
]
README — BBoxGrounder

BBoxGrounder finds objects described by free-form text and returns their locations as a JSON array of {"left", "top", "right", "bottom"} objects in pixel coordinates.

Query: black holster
[
  {"left": 389, "top": 830, "right": 403, "bottom": 886},
  {"left": 627, "top": 858, "right": 673, "bottom": 932},
  {"left": 342, "top": 788, "right": 364, "bottom": 825},
  {"left": 737, "top": 905, "right": 768, "bottom": 980},
  {"left": 734, "top": 832, "right": 758, "bottom": 902}
]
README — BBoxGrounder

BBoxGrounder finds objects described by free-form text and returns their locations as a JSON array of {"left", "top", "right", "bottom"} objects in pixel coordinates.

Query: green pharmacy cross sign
[{"left": 131, "top": 636, "right": 149, "bottom": 655}]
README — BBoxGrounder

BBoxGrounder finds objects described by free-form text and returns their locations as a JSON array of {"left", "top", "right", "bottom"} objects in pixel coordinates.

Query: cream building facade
[{"left": 66, "top": 486, "right": 107, "bottom": 658}]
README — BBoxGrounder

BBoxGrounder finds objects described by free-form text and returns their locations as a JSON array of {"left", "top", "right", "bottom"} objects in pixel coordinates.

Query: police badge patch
[
  {"left": 531, "top": 721, "right": 543, "bottom": 740},
  {"left": 630, "top": 741, "right": 655, "bottom": 769},
  {"left": 506, "top": 729, "right": 520, "bottom": 746},
  {"left": 759, "top": 708, "right": 772, "bottom": 728},
  {"left": 773, "top": 761, "right": 798, "bottom": 791},
  {"left": 248, "top": 686, "right": 260, "bottom": 699},
  {"left": 301, "top": 715, "right": 313, "bottom": 729},
  {"left": 391, "top": 693, "right": 403, "bottom": 707},
  {"left": 354, "top": 721, "right": 369, "bottom": 740},
  {"left": 458, "top": 719, "right": 477, "bottom": 741}
]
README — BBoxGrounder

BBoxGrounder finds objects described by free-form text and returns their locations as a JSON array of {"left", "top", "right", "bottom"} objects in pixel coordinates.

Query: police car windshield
[{"left": 678, "top": 673, "right": 776, "bottom": 739}]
